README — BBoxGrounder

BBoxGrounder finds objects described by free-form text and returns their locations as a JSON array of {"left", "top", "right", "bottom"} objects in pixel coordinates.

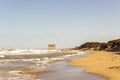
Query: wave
[
  {"left": 0, "top": 49, "right": 62, "bottom": 55},
  {"left": 0, "top": 50, "right": 86, "bottom": 80}
]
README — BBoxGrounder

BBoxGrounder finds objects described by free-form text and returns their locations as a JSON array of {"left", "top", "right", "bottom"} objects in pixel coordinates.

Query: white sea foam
[
  {"left": 75, "top": 51, "right": 86, "bottom": 55},
  {"left": 0, "top": 48, "right": 62, "bottom": 55},
  {"left": 0, "top": 55, "right": 5, "bottom": 58},
  {"left": 0, "top": 49, "right": 86, "bottom": 80},
  {"left": 9, "top": 70, "right": 22, "bottom": 74}
]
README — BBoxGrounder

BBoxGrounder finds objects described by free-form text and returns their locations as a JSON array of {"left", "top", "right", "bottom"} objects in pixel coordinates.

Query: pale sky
[{"left": 0, "top": 0, "right": 120, "bottom": 48}]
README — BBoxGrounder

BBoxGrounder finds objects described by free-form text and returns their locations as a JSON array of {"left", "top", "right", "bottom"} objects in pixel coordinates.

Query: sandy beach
[{"left": 71, "top": 51, "right": 120, "bottom": 80}]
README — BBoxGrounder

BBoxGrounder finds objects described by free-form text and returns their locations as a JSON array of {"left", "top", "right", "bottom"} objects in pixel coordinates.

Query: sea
[{"left": 0, "top": 49, "right": 85, "bottom": 80}]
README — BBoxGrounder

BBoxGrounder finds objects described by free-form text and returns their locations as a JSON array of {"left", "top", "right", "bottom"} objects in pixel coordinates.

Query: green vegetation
[
  {"left": 76, "top": 39, "right": 120, "bottom": 51},
  {"left": 107, "top": 39, "right": 120, "bottom": 51}
]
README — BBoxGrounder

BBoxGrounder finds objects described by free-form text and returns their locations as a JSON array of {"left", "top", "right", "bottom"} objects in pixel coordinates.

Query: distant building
[{"left": 48, "top": 44, "right": 56, "bottom": 50}]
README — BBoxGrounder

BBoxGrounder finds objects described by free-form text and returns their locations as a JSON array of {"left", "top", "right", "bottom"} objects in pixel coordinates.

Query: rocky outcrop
[{"left": 77, "top": 39, "right": 120, "bottom": 51}]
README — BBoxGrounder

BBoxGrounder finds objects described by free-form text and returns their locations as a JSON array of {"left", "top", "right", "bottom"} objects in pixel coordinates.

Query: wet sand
[{"left": 23, "top": 54, "right": 107, "bottom": 80}]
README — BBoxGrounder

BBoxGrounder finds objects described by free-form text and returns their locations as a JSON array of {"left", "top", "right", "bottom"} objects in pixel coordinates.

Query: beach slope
[{"left": 71, "top": 51, "right": 120, "bottom": 80}]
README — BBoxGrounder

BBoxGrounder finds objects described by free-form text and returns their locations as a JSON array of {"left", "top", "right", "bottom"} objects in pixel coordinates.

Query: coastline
[
  {"left": 16, "top": 51, "right": 106, "bottom": 80},
  {"left": 71, "top": 51, "right": 120, "bottom": 80}
]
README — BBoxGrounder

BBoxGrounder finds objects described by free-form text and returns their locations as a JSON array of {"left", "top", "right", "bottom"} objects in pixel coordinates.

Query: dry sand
[{"left": 71, "top": 51, "right": 120, "bottom": 80}]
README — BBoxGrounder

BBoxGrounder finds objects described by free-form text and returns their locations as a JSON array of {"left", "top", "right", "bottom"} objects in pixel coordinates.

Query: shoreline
[
  {"left": 71, "top": 51, "right": 120, "bottom": 80},
  {"left": 17, "top": 51, "right": 107, "bottom": 80}
]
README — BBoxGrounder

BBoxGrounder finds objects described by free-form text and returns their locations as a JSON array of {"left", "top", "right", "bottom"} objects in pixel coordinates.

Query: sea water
[{"left": 0, "top": 49, "right": 84, "bottom": 80}]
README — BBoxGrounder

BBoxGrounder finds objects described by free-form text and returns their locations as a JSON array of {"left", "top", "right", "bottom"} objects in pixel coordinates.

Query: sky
[{"left": 0, "top": 0, "right": 120, "bottom": 48}]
